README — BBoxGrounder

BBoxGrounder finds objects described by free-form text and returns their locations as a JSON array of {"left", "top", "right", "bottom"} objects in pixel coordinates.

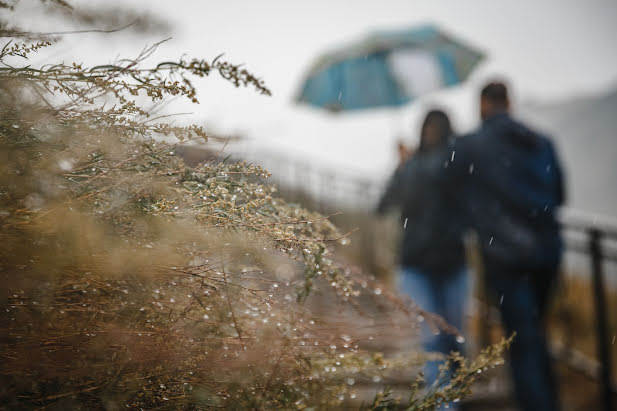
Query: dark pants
[{"left": 486, "top": 262, "right": 561, "bottom": 411}]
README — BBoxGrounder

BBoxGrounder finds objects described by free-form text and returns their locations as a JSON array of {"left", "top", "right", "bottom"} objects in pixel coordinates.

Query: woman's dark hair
[{"left": 418, "top": 109, "right": 453, "bottom": 152}]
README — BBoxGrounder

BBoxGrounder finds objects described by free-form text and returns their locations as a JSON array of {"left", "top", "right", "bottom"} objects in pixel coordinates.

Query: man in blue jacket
[{"left": 451, "top": 82, "right": 564, "bottom": 411}]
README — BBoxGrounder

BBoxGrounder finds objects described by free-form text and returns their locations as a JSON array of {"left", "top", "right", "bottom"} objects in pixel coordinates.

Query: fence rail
[{"left": 563, "top": 222, "right": 616, "bottom": 411}]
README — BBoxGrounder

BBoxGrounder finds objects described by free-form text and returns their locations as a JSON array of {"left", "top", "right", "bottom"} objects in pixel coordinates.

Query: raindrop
[
  {"left": 58, "top": 159, "right": 73, "bottom": 171},
  {"left": 403, "top": 217, "right": 408, "bottom": 229},
  {"left": 456, "top": 335, "right": 465, "bottom": 344},
  {"left": 499, "top": 294, "right": 504, "bottom": 305},
  {"left": 372, "top": 375, "right": 382, "bottom": 383},
  {"left": 346, "top": 377, "right": 355, "bottom": 386},
  {"left": 374, "top": 288, "right": 382, "bottom": 295}
]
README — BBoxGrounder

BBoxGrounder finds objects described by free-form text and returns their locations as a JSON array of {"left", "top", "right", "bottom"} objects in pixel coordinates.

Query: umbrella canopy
[{"left": 296, "top": 25, "right": 485, "bottom": 112}]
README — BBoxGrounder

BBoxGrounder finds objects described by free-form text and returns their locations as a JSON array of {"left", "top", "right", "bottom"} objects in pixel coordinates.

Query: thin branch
[
  {"left": 274, "top": 227, "right": 359, "bottom": 243},
  {"left": 221, "top": 262, "right": 245, "bottom": 349},
  {"left": 1, "top": 21, "right": 139, "bottom": 38}
]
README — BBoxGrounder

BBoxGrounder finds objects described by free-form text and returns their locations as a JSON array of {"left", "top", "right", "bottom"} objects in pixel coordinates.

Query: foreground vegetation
[{"left": 0, "top": 2, "right": 509, "bottom": 409}]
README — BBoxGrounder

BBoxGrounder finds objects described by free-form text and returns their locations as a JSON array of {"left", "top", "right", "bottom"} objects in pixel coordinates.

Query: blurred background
[
  {"left": 11, "top": 0, "right": 617, "bottom": 409},
  {"left": 15, "top": 0, "right": 617, "bottom": 219}
]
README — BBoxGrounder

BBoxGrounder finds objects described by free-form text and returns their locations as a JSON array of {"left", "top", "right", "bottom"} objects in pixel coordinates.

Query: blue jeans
[{"left": 398, "top": 266, "right": 469, "bottom": 387}]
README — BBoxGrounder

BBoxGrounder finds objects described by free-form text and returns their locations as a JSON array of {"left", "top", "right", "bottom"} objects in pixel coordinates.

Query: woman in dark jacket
[{"left": 377, "top": 110, "right": 468, "bottom": 393}]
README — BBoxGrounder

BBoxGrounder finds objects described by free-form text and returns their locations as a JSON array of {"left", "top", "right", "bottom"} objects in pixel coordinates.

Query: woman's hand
[{"left": 397, "top": 141, "right": 415, "bottom": 167}]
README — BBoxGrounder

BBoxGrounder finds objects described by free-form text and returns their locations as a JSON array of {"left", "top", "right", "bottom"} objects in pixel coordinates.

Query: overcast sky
[
  {"left": 14, "top": 0, "right": 617, "bottom": 178},
  {"left": 166, "top": 0, "right": 617, "bottom": 101}
]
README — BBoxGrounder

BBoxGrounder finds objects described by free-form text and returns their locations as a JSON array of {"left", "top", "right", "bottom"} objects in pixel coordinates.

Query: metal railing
[{"left": 558, "top": 216, "right": 617, "bottom": 411}]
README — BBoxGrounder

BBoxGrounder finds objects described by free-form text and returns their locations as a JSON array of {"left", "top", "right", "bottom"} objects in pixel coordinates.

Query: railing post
[{"left": 589, "top": 228, "right": 613, "bottom": 411}]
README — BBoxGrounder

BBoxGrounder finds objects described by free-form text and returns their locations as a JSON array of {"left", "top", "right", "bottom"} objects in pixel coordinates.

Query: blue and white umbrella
[{"left": 296, "top": 25, "right": 485, "bottom": 112}]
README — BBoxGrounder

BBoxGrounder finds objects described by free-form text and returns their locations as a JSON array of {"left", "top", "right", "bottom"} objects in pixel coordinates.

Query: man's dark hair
[{"left": 481, "top": 81, "right": 509, "bottom": 106}]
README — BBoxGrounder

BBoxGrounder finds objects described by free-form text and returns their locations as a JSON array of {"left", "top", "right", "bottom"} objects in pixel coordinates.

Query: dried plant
[
  {"left": 1, "top": 0, "right": 171, "bottom": 38},
  {"left": 0, "top": 4, "right": 508, "bottom": 409}
]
